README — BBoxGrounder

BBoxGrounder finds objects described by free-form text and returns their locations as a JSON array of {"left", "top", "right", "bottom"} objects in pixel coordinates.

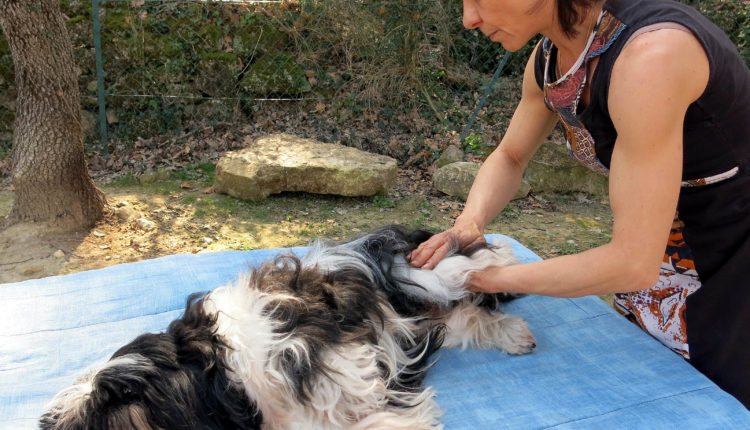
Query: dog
[{"left": 40, "top": 226, "right": 535, "bottom": 430}]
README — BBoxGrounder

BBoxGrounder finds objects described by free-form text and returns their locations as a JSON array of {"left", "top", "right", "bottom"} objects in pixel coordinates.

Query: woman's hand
[{"left": 408, "top": 217, "right": 486, "bottom": 269}]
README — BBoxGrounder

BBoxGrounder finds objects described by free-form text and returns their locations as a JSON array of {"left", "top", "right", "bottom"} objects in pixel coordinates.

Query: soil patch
[{"left": 0, "top": 166, "right": 612, "bottom": 284}]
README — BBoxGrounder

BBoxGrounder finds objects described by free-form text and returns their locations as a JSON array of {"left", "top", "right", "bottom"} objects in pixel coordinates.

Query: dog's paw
[{"left": 497, "top": 316, "right": 536, "bottom": 355}]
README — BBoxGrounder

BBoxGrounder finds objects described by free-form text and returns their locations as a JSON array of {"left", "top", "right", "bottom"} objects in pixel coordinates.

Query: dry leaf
[{"left": 312, "top": 102, "right": 326, "bottom": 113}]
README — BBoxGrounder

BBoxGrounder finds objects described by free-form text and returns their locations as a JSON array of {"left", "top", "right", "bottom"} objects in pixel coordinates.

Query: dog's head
[{"left": 40, "top": 295, "right": 263, "bottom": 430}]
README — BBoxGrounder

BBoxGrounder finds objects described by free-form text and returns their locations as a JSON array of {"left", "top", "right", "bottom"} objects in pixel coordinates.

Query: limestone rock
[
  {"left": 115, "top": 205, "right": 138, "bottom": 222},
  {"left": 214, "top": 133, "right": 398, "bottom": 200},
  {"left": 135, "top": 218, "right": 157, "bottom": 231},
  {"left": 433, "top": 162, "right": 480, "bottom": 201},
  {"left": 18, "top": 265, "right": 43, "bottom": 277},
  {"left": 434, "top": 162, "right": 530, "bottom": 201},
  {"left": 195, "top": 52, "right": 238, "bottom": 97},
  {"left": 435, "top": 145, "right": 464, "bottom": 168},
  {"left": 523, "top": 142, "right": 609, "bottom": 196}
]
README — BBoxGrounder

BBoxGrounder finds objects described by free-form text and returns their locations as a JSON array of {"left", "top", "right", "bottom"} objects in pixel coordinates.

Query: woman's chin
[{"left": 489, "top": 32, "right": 527, "bottom": 52}]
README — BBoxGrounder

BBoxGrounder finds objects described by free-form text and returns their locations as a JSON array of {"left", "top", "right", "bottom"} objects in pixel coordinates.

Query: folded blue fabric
[{"left": 1, "top": 235, "right": 747, "bottom": 429}]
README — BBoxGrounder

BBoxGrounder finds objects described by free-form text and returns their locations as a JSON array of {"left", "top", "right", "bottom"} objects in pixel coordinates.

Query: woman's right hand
[
  {"left": 409, "top": 44, "right": 559, "bottom": 271},
  {"left": 408, "top": 217, "right": 486, "bottom": 269}
]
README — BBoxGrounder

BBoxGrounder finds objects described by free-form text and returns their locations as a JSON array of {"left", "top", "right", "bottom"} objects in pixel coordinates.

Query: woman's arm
[
  {"left": 409, "top": 45, "right": 559, "bottom": 269},
  {"left": 469, "top": 29, "right": 710, "bottom": 297}
]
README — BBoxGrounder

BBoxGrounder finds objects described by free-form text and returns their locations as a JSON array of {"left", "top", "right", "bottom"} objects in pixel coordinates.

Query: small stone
[
  {"left": 137, "top": 170, "right": 171, "bottom": 184},
  {"left": 19, "top": 266, "right": 43, "bottom": 276},
  {"left": 115, "top": 206, "right": 137, "bottom": 222},
  {"left": 135, "top": 218, "right": 157, "bottom": 231},
  {"left": 202, "top": 237, "right": 213, "bottom": 245},
  {"left": 93, "top": 230, "right": 105, "bottom": 237},
  {"left": 53, "top": 250, "right": 65, "bottom": 259}
]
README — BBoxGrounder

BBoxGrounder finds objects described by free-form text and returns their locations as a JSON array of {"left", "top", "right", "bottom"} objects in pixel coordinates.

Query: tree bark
[{"left": 0, "top": 0, "right": 106, "bottom": 230}]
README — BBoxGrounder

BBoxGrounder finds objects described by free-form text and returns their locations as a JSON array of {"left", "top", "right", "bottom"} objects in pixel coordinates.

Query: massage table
[{"left": 1, "top": 235, "right": 748, "bottom": 429}]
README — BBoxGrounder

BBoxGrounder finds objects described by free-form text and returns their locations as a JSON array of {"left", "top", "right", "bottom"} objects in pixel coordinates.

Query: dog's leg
[
  {"left": 440, "top": 297, "right": 536, "bottom": 355},
  {"left": 351, "top": 396, "right": 443, "bottom": 430},
  {"left": 393, "top": 242, "right": 520, "bottom": 306}
]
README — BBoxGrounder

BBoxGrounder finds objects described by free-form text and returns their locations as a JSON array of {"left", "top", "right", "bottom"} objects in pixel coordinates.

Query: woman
[{"left": 409, "top": 0, "right": 749, "bottom": 407}]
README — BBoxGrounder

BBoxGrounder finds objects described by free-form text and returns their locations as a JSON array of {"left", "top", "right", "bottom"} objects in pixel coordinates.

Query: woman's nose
[{"left": 462, "top": 0, "right": 482, "bottom": 29}]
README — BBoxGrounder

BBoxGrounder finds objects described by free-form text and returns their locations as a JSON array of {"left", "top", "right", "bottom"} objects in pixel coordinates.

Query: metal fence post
[
  {"left": 92, "top": 0, "right": 108, "bottom": 157},
  {"left": 460, "top": 51, "right": 511, "bottom": 145}
]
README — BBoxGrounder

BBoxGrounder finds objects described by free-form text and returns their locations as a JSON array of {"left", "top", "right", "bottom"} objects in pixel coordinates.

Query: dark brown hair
[{"left": 557, "top": 0, "right": 603, "bottom": 37}]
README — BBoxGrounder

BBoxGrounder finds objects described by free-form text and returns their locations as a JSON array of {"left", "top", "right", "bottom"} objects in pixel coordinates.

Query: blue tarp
[{"left": 1, "top": 235, "right": 747, "bottom": 429}]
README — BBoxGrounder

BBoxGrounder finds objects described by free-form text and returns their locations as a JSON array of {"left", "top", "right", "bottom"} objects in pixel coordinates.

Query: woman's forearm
[
  {"left": 459, "top": 147, "right": 527, "bottom": 232},
  {"left": 471, "top": 241, "right": 660, "bottom": 298}
]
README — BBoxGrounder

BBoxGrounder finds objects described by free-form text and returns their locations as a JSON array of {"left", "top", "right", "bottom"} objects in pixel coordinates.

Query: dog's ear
[
  {"left": 202, "top": 372, "right": 264, "bottom": 429},
  {"left": 405, "top": 229, "right": 434, "bottom": 247},
  {"left": 91, "top": 367, "right": 145, "bottom": 407}
]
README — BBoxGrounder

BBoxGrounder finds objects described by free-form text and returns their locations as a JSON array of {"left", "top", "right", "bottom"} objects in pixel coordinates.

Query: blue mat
[{"left": 1, "top": 235, "right": 747, "bottom": 429}]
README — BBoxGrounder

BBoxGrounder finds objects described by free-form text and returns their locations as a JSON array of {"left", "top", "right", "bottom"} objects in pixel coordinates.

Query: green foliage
[
  {"left": 109, "top": 172, "right": 139, "bottom": 187},
  {"left": 463, "top": 133, "right": 485, "bottom": 155},
  {"left": 171, "top": 161, "right": 216, "bottom": 186},
  {"left": 499, "top": 206, "right": 520, "bottom": 220},
  {"left": 372, "top": 195, "right": 395, "bottom": 209},
  {"left": 0, "top": 0, "right": 531, "bottom": 156},
  {"left": 678, "top": 0, "right": 750, "bottom": 65},
  {"left": 0, "top": 0, "right": 747, "bottom": 162}
]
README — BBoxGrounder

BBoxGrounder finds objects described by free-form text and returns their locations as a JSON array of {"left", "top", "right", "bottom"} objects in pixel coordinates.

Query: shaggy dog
[{"left": 40, "top": 226, "right": 535, "bottom": 430}]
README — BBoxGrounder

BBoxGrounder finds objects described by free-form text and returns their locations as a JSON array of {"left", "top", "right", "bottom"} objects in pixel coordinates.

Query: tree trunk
[{"left": 0, "top": 0, "right": 106, "bottom": 230}]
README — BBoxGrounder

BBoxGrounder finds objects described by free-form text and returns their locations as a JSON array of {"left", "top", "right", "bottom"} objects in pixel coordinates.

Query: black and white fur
[{"left": 40, "top": 226, "right": 535, "bottom": 430}]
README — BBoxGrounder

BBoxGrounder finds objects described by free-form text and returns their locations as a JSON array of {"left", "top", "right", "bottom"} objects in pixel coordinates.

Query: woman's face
[{"left": 462, "top": 0, "right": 550, "bottom": 51}]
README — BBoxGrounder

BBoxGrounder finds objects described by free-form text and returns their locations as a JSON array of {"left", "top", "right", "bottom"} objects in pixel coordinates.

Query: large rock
[
  {"left": 214, "top": 133, "right": 397, "bottom": 200},
  {"left": 434, "top": 145, "right": 464, "bottom": 168},
  {"left": 433, "top": 162, "right": 480, "bottom": 201},
  {"left": 434, "top": 162, "right": 530, "bottom": 201},
  {"left": 523, "top": 142, "right": 609, "bottom": 196},
  {"left": 433, "top": 142, "right": 609, "bottom": 201}
]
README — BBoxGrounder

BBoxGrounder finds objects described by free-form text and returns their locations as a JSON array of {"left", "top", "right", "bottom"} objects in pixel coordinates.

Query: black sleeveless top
[{"left": 533, "top": 0, "right": 750, "bottom": 407}]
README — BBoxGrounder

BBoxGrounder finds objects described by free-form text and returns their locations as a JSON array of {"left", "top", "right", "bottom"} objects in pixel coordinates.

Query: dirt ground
[{"left": 0, "top": 165, "right": 613, "bottom": 284}]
